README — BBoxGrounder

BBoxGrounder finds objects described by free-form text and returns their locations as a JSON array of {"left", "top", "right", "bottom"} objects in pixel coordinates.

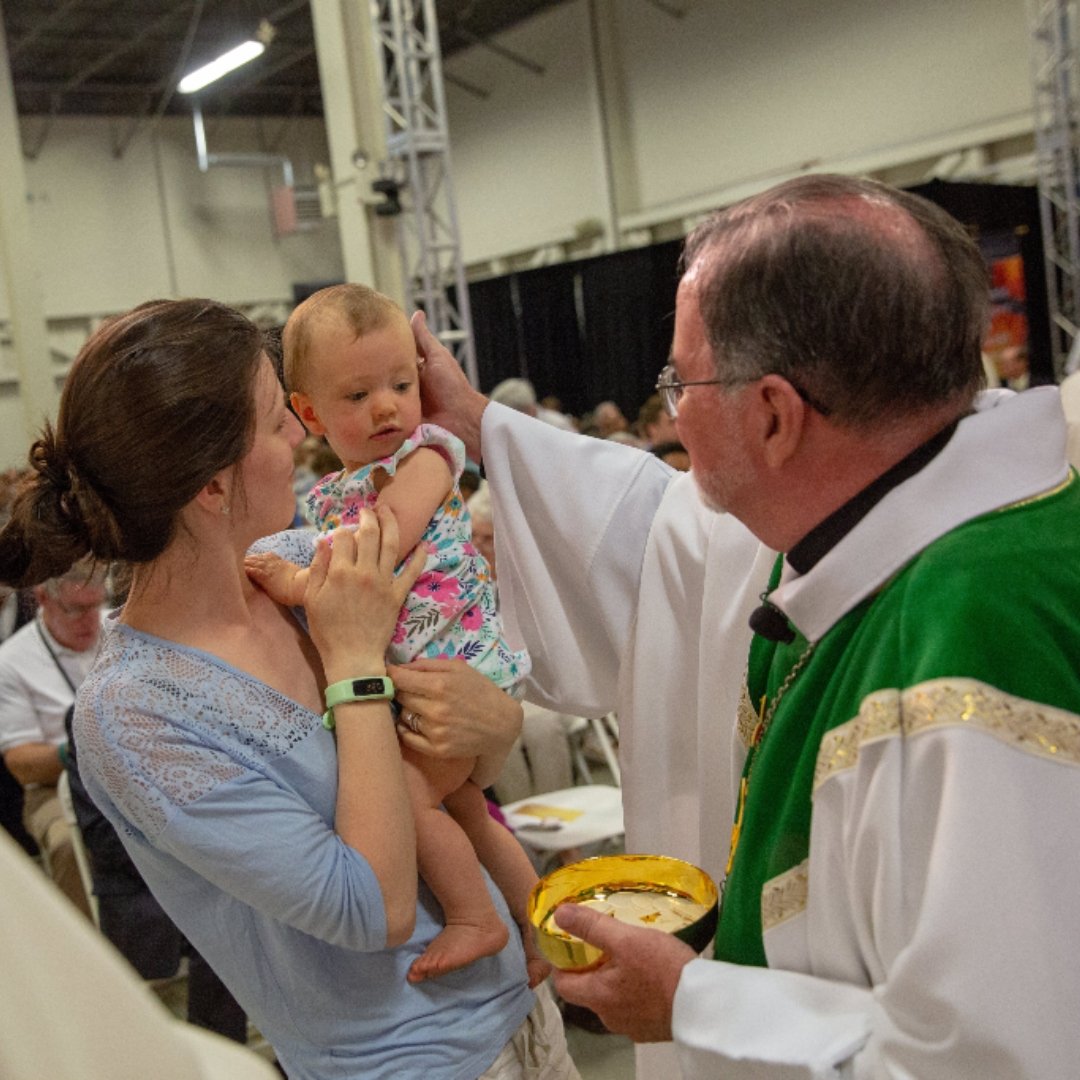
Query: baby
[{"left": 248, "top": 284, "right": 544, "bottom": 986}]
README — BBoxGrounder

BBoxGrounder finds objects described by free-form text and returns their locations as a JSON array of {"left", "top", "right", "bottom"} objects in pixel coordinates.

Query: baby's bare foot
[{"left": 406, "top": 916, "right": 510, "bottom": 983}]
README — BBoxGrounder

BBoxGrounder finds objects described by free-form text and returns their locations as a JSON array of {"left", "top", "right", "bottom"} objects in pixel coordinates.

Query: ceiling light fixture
[{"left": 178, "top": 19, "right": 274, "bottom": 95}]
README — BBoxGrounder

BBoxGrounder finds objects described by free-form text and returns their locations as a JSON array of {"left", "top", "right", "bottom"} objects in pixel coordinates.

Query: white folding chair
[
  {"left": 56, "top": 768, "right": 100, "bottom": 927},
  {"left": 502, "top": 784, "right": 624, "bottom": 872},
  {"left": 567, "top": 713, "right": 621, "bottom": 787}
]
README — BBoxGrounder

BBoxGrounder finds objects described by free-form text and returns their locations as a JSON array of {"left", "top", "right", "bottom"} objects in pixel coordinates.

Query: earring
[{"left": 222, "top": 505, "right": 231, "bottom": 516}]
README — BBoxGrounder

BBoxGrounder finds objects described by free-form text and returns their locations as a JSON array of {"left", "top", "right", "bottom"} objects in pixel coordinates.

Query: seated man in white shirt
[{"left": 0, "top": 559, "right": 106, "bottom": 918}]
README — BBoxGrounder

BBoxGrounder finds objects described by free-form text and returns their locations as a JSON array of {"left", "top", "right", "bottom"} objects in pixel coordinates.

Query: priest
[{"left": 414, "top": 173, "right": 1080, "bottom": 1079}]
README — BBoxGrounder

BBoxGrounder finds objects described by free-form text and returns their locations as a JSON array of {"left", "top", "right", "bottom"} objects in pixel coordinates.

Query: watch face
[{"left": 352, "top": 677, "right": 388, "bottom": 697}]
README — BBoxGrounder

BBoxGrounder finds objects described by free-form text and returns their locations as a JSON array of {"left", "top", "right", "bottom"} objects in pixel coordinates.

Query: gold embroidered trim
[
  {"left": 814, "top": 690, "right": 901, "bottom": 790},
  {"left": 737, "top": 680, "right": 758, "bottom": 748},
  {"left": 814, "top": 678, "right": 1080, "bottom": 791},
  {"left": 761, "top": 859, "right": 808, "bottom": 933}
]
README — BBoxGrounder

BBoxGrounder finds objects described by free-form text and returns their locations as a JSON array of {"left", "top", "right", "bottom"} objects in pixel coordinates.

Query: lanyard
[{"left": 36, "top": 618, "right": 78, "bottom": 695}]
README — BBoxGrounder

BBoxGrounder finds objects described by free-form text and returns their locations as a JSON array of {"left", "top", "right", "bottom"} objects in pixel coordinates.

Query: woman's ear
[{"left": 193, "top": 470, "right": 233, "bottom": 517}]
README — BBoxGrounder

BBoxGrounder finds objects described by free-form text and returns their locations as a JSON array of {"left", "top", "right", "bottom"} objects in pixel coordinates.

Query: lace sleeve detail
[
  {"left": 79, "top": 676, "right": 244, "bottom": 839},
  {"left": 75, "top": 627, "right": 388, "bottom": 949},
  {"left": 249, "top": 528, "right": 317, "bottom": 567},
  {"left": 76, "top": 636, "right": 317, "bottom": 837}
]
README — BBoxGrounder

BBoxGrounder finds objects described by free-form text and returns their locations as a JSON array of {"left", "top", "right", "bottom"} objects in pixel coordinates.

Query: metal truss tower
[
  {"left": 1029, "top": 0, "right": 1080, "bottom": 376},
  {"left": 369, "top": 0, "right": 478, "bottom": 386}
]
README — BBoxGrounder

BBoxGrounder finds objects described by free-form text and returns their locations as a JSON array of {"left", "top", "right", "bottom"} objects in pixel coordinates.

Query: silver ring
[{"left": 402, "top": 709, "right": 422, "bottom": 734}]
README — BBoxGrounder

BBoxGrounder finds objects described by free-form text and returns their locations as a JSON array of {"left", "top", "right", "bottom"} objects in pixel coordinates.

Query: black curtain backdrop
[
  {"left": 449, "top": 182, "right": 1049, "bottom": 418},
  {"left": 578, "top": 242, "right": 683, "bottom": 421},
  {"left": 462, "top": 275, "right": 518, "bottom": 394},
  {"left": 466, "top": 239, "right": 683, "bottom": 420},
  {"left": 514, "top": 266, "right": 590, "bottom": 415}
]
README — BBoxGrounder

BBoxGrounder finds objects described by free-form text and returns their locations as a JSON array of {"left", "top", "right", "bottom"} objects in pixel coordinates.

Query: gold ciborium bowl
[{"left": 528, "top": 853, "right": 719, "bottom": 972}]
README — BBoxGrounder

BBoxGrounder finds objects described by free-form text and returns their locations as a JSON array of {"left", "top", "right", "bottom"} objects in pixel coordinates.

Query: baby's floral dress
[{"left": 306, "top": 423, "right": 529, "bottom": 694}]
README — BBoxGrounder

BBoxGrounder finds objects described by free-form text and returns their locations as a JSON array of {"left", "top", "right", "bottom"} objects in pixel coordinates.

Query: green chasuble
[{"left": 715, "top": 472, "right": 1080, "bottom": 966}]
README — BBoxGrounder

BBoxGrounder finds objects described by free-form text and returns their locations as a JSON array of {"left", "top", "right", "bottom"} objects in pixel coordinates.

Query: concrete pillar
[
  {"left": 311, "top": 0, "right": 405, "bottom": 305},
  {"left": 0, "top": 3, "right": 57, "bottom": 440}
]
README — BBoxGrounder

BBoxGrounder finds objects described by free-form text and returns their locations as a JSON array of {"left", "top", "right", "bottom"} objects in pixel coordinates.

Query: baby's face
[{"left": 294, "top": 315, "right": 422, "bottom": 471}]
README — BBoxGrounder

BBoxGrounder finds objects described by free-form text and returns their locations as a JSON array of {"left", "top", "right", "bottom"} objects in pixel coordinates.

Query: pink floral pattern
[{"left": 306, "top": 424, "right": 528, "bottom": 692}]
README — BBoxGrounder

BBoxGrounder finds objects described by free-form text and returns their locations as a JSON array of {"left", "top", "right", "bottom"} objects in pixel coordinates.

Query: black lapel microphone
[{"left": 748, "top": 596, "right": 796, "bottom": 644}]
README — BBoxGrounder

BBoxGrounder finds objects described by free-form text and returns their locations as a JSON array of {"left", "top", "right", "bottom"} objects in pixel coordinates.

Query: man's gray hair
[
  {"left": 490, "top": 378, "right": 538, "bottom": 413},
  {"left": 682, "top": 174, "right": 989, "bottom": 428},
  {"left": 39, "top": 556, "right": 106, "bottom": 598}
]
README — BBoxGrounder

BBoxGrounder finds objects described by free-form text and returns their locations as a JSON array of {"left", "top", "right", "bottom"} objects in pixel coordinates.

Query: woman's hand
[
  {"left": 389, "top": 657, "right": 523, "bottom": 781},
  {"left": 309, "top": 509, "right": 423, "bottom": 943},
  {"left": 305, "top": 506, "right": 426, "bottom": 682}
]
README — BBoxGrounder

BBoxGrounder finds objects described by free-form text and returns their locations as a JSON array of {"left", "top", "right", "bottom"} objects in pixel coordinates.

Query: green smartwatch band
[{"left": 322, "top": 676, "right": 395, "bottom": 730}]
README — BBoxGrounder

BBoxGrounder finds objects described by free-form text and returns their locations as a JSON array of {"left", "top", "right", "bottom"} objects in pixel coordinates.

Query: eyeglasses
[
  {"left": 655, "top": 366, "right": 726, "bottom": 419},
  {"left": 655, "top": 364, "right": 832, "bottom": 419},
  {"left": 51, "top": 596, "right": 103, "bottom": 619}
]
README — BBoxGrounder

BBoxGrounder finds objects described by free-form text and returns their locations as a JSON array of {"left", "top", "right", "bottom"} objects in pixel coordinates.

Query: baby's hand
[{"left": 245, "top": 551, "right": 308, "bottom": 607}]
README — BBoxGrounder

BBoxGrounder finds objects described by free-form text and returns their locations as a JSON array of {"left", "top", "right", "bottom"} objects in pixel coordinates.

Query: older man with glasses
[
  {"left": 0, "top": 559, "right": 106, "bottom": 918},
  {"left": 413, "top": 173, "right": 1080, "bottom": 1079}
]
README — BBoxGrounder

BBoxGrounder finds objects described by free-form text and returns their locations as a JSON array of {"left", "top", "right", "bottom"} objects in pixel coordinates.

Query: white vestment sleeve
[
  {"left": 674, "top": 960, "right": 872, "bottom": 1079},
  {"left": 483, "top": 402, "right": 674, "bottom": 716}
]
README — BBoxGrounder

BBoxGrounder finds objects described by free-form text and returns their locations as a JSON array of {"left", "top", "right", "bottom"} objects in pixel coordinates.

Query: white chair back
[{"left": 56, "top": 770, "right": 100, "bottom": 927}]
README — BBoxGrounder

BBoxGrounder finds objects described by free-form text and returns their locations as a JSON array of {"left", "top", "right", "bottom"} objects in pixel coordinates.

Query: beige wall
[{"left": 0, "top": 0, "right": 1035, "bottom": 465}]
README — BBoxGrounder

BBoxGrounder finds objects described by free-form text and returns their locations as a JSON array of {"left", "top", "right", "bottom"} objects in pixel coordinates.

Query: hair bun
[
  {"left": 0, "top": 428, "right": 97, "bottom": 586},
  {"left": 30, "top": 432, "right": 90, "bottom": 536},
  {"left": 32, "top": 434, "right": 127, "bottom": 561},
  {"left": 25, "top": 426, "right": 122, "bottom": 560},
  {"left": 30, "top": 429, "right": 75, "bottom": 496}
]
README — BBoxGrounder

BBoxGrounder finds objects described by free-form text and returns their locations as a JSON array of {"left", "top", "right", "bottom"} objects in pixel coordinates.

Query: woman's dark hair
[{"left": 0, "top": 299, "right": 264, "bottom": 587}]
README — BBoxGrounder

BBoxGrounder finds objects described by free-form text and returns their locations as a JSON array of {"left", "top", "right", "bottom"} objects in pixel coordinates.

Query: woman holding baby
[{"left": 0, "top": 298, "right": 577, "bottom": 1080}]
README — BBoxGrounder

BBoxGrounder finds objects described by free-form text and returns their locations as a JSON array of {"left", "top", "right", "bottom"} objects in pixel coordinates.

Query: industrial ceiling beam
[
  {"left": 8, "top": 0, "right": 83, "bottom": 61},
  {"left": 453, "top": 25, "right": 545, "bottom": 74}
]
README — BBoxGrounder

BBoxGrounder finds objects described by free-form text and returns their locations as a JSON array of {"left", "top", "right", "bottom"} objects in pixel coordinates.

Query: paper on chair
[{"left": 512, "top": 803, "right": 584, "bottom": 822}]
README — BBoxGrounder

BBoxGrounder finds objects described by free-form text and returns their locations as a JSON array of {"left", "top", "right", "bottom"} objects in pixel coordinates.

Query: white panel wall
[
  {"left": 153, "top": 117, "right": 343, "bottom": 303},
  {"left": 0, "top": 0, "right": 1037, "bottom": 465},
  {"left": 9, "top": 115, "right": 344, "bottom": 318},
  {"left": 21, "top": 119, "right": 174, "bottom": 315},
  {"left": 444, "top": 2, "right": 608, "bottom": 264},
  {"left": 617, "top": 0, "right": 1031, "bottom": 216},
  {"left": 443, "top": 0, "right": 1032, "bottom": 255},
  {"left": 0, "top": 115, "right": 344, "bottom": 466}
]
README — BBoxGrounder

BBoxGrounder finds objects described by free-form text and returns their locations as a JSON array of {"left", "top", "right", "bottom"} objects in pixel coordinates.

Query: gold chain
[
  {"left": 752, "top": 639, "right": 817, "bottom": 749},
  {"left": 725, "top": 639, "right": 817, "bottom": 881}
]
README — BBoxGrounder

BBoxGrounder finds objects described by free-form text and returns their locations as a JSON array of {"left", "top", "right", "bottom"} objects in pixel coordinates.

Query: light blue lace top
[{"left": 73, "top": 531, "right": 531, "bottom": 1080}]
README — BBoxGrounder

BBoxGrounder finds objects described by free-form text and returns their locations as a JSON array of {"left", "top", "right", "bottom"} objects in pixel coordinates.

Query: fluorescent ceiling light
[{"left": 179, "top": 39, "right": 266, "bottom": 94}]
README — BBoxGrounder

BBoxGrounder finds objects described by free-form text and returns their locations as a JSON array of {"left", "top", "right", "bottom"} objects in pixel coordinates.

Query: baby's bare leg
[
  {"left": 244, "top": 551, "right": 308, "bottom": 607},
  {"left": 402, "top": 750, "right": 509, "bottom": 983},
  {"left": 444, "top": 782, "right": 551, "bottom": 988}
]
